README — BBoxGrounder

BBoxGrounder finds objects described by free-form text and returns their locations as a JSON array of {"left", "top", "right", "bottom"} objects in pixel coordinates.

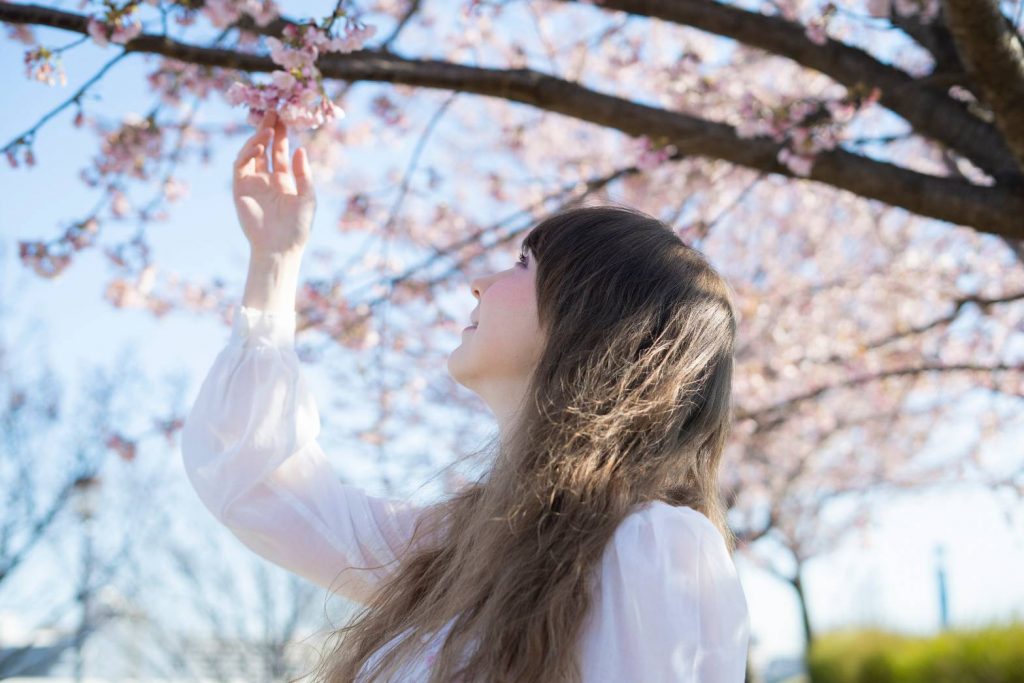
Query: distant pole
[{"left": 935, "top": 544, "right": 949, "bottom": 630}]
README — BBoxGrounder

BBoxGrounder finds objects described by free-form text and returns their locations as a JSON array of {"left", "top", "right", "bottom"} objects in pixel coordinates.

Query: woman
[{"left": 182, "top": 109, "right": 750, "bottom": 682}]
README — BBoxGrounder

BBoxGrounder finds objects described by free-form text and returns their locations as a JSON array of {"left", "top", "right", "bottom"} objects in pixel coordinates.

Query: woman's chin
[
  {"left": 446, "top": 349, "right": 479, "bottom": 388},
  {"left": 446, "top": 348, "right": 465, "bottom": 380}
]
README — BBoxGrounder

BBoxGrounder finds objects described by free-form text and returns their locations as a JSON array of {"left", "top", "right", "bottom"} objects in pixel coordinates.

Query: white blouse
[{"left": 181, "top": 303, "right": 751, "bottom": 682}]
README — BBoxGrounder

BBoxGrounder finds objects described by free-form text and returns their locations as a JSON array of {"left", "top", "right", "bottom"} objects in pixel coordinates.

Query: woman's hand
[{"left": 233, "top": 110, "right": 316, "bottom": 259}]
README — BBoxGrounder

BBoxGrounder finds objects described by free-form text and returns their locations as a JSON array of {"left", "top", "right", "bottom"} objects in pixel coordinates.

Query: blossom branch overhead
[{"left": 1, "top": 1, "right": 1022, "bottom": 240}]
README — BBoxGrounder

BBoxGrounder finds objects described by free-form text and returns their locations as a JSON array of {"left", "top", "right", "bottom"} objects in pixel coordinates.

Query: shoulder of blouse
[
  {"left": 576, "top": 501, "right": 750, "bottom": 681},
  {"left": 615, "top": 500, "right": 727, "bottom": 550}
]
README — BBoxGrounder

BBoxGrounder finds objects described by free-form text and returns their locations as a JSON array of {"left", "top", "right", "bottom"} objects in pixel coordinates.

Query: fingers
[
  {"left": 234, "top": 111, "right": 310, "bottom": 198},
  {"left": 272, "top": 114, "right": 289, "bottom": 175},
  {"left": 234, "top": 110, "right": 276, "bottom": 174},
  {"left": 293, "top": 147, "right": 314, "bottom": 197},
  {"left": 234, "top": 127, "right": 272, "bottom": 174}
]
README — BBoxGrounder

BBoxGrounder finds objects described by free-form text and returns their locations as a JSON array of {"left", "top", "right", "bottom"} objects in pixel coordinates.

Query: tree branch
[
  {"left": 943, "top": 0, "right": 1024, "bottom": 173},
  {"left": 2, "top": 2, "right": 1023, "bottom": 238},
  {"left": 737, "top": 362, "right": 1022, "bottom": 425},
  {"left": 569, "top": 0, "right": 1020, "bottom": 183},
  {"left": 889, "top": 8, "right": 969, "bottom": 88}
]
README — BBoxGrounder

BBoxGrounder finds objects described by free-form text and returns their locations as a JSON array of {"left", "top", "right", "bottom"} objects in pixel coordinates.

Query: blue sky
[{"left": 2, "top": 1, "right": 1023, "bottom": 671}]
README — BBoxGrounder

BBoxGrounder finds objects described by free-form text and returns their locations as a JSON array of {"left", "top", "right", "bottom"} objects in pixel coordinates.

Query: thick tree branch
[
  {"left": 568, "top": 0, "right": 1020, "bottom": 183},
  {"left": 889, "top": 10, "right": 969, "bottom": 84},
  {"left": 2, "top": 2, "right": 1023, "bottom": 238},
  {"left": 943, "top": 0, "right": 1024, "bottom": 173}
]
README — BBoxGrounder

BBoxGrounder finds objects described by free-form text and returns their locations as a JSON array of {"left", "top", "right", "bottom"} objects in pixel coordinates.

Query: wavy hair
[{"left": 307, "top": 204, "right": 739, "bottom": 682}]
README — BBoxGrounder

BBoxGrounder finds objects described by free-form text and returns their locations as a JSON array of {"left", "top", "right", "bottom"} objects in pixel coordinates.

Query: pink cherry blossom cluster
[
  {"left": 632, "top": 135, "right": 679, "bottom": 171},
  {"left": 803, "top": 3, "right": 836, "bottom": 46},
  {"left": 296, "top": 280, "right": 387, "bottom": 351},
  {"left": 84, "top": 0, "right": 279, "bottom": 49},
  {"left": 105, "top": 267, "right": 173, "bottom": 316},
  {"left": 736, "top": 87, "right": 882, "bottom": 177},
  {"left": 5, "top": 140, "right": 35, "bottom": 168},
  {"left": 224, "top": 18, "right": 377, "bottom": 130},
  {"left": 340, "top": 192, "right": 374, "bottom": 232},
  {"left": 24, "top": 45, "right": 68, "bottom": 87},
  {"left": 98, "top": 262, "right": 235, "bottom": 321},
  {"left": 163, "top": 177, "right": 188, "bottom": 202},
  {"left": 78, "top": 114, "right": 165, "bottom": 186},
  {"left": 201, "top": 0, "right": 279, "bottom": 29},
  {"left": 146, "top": 58, "right": 240, "bottom": 107},
  {"left": 19, "top": 241, "right": 73, "bottom": 279},
  {"left": 4, "top": 22, "right": 36, "bottom": 45},
  {"left": 105, "top": 432, "right": 137, "bottom": 462},
  {"left": 17, "top": 216, "right": 99, "bottom": 279},
  {"left": 153, "top": 416, "right": 186, "bottom": 446},
  {"left": 85, "top": 0, "right": 150, "bottom": 48},
  {"left": 371, "top": 94, "right": 408, "bottom": 127},
  {"left": 104, "top": 415, "right": 189, "bottom": 461}
]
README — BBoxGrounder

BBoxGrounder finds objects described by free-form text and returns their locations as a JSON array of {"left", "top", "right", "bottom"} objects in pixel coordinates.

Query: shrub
[{"left": 807, "top": 623, "right": 1024, "bottom": 683}]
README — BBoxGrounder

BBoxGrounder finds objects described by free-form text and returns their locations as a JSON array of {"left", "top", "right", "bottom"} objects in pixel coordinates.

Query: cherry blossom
[
  {"left": 23, "top": 45, "right": 66, "bottom": 86},
  {"left": 86, "top": 11, "right": 142, "bottom": 48},
  {"left": 736, "top": 87, "right": 882, "bottom": 176},
  {"left": 18, "top": 240, "right": 73, "bottom": 279},
  {"left": 4, "top": 21, "right": 35, "bottom": 44},
  {"left": 83, "top": 113, "right": 165, "bottom": 185},
  {"left": 803, "top": 3, "right": 836, "bottom": 46},
  {"left": 147, "top": 58, "right": 239, "bottom": 107},
  {"left": 201, "top": 0, "right": 279, "bottom": 29},
  {"left": 632, "top": 135, "right": 679, "bottom": 171},
  {"left": 224, "top": 18, "right": 377, "bottom": 130},
  {"left": 105, "top": 432, "right": 137, "bottom": 462}
]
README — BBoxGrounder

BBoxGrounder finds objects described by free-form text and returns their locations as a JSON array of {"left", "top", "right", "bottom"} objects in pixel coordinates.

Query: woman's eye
[{"left": 517, "top": 254, "right": 528, "bottom": 268}]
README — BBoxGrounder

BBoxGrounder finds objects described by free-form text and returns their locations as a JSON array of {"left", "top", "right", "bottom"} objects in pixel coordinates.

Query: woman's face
[{"left": 447, "top": 247, "right": 544, "bottom": 411}]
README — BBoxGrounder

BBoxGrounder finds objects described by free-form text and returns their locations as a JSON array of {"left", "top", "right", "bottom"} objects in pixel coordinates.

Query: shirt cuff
[{"left": 230, "top": 303, "right": 297, "bottom": 348}]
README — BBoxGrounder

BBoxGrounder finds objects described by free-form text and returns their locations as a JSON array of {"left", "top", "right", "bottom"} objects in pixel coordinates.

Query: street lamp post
[
  {"left": 935, "top": 543, "right": 949, "bottom": 631},
  {"left": 71, "top": 474, "right": 100, "bottom": 683}
]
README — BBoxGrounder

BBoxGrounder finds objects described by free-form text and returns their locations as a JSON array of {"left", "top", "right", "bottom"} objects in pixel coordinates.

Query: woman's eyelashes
[{"left": 516, "top": 253, "right": 529, "bottom": 268}]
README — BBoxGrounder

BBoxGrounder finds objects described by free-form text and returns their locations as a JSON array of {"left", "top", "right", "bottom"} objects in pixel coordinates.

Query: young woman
[{"left": 182, "top": 110, "right": 750, "bottom": 682}]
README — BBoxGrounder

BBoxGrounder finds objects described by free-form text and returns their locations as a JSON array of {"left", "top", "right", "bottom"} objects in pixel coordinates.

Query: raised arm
[{"left": 181, "top": 110, "right": 431, "bottom": 604}]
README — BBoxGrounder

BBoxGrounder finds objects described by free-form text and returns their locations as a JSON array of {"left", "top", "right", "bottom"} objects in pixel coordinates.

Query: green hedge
[{"left": 807, "top": 623, "right": 1024, "bottom": 683}]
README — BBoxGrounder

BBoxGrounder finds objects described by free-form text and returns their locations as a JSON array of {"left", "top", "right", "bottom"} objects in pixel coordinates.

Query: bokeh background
[{"left": 1, "top": 1, "right": 1023, "bottom": 681}]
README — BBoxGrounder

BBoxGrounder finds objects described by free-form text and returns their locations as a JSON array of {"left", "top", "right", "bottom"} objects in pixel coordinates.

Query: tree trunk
[{"left": 792, "top": 568, "right": 815, "bottom": 651}]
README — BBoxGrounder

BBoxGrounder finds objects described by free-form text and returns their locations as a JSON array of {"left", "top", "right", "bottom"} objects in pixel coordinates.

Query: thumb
[{"left": 293, "top": 147, "right": 314, "bottom": 197}]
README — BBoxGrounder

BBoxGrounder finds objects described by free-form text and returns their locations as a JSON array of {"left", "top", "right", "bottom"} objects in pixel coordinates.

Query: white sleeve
[
  {"left": 181, "top": 303, "right": 428, "bottom": 605},
  {"left": 578, "top": 502, "right": 750, "bottom": 683}
]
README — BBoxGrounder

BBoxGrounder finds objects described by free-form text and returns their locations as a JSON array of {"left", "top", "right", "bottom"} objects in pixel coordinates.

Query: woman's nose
[{"left": 470, "top": 273, "right": 488, "bottom": 299}]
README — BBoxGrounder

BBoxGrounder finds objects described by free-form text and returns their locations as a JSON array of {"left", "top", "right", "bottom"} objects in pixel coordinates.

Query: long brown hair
[{"left": 308, "top": 203, "right": 739, "bottom": 682}]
